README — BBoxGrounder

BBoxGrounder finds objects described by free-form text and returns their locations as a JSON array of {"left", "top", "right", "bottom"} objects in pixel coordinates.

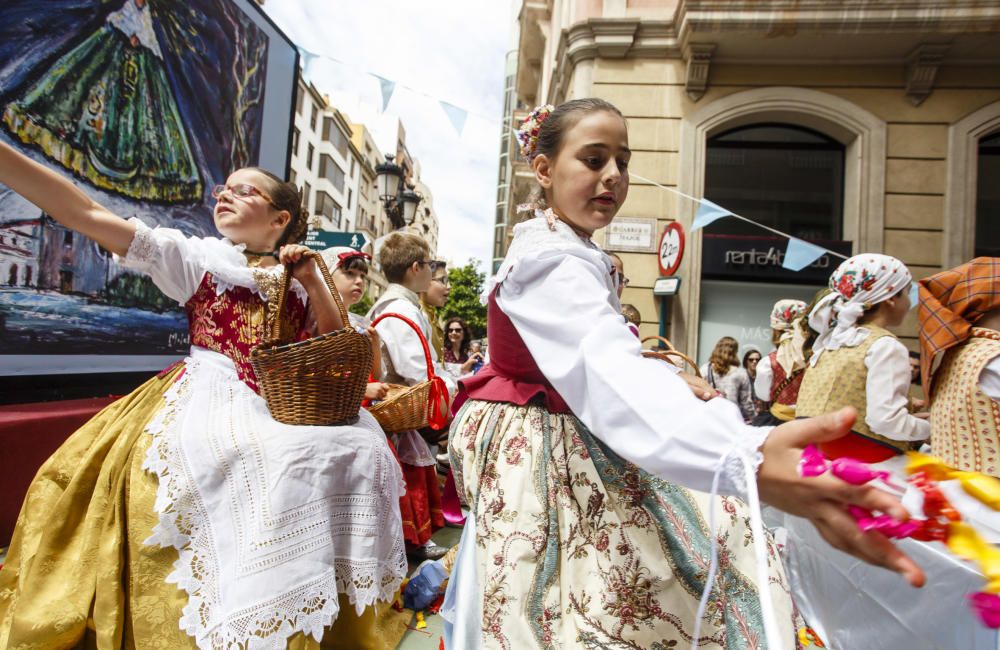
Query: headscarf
[
  {"left": 770, "top": 299, "right": 808, "bottom": 374},
  {"left": 918, "top": 257, "right": 1000, "bottom": 395},
  {"left": 320, "top": 246, "right": 371, "bottom": 271},
  {"left": 808, "top": 254, "right": 912, "bottom": 365}
]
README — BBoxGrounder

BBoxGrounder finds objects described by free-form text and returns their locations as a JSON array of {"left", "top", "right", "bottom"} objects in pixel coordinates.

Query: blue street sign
[{"left": 303, "top": 230, "right": 370, "bottom": 252}]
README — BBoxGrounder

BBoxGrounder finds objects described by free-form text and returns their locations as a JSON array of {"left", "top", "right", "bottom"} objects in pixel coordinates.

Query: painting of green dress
[
  {"left": 0, "top": 0, "right": 298, "bottom": 374},
  {"left": 4, "top": 0, "right": 201, "bottom": 203}
]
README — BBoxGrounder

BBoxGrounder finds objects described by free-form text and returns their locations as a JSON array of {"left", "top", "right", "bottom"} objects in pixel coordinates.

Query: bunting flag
[
  {"left": 373, "top": 74, "right": 396, "bottom": 112},
  {"left": 297, "top": 47, "right": 319, "bottom": 80},
  {"left": 690, "top": 198, "right": 733, "bottom": 231},
  {"left": 782, "top": 237, "right": 828, "bottom": 271},
  {"left": 440, "top": 101, "right": 468, "bottom": 135}
]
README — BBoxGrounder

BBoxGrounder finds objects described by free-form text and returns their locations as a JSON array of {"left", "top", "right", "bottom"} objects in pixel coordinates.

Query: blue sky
[{"left": 261, "top": 1, "right": 515, "bottom": 270}]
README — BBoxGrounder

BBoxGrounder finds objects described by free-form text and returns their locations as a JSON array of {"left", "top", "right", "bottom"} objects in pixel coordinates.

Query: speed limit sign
[{"left": 657, "top": 222, "right": 685, "bottom": 276}]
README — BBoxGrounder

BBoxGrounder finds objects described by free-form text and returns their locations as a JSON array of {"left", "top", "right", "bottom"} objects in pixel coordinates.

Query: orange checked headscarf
[{"left": 918, "top": 257, "right": 1000, "bottom": 398}]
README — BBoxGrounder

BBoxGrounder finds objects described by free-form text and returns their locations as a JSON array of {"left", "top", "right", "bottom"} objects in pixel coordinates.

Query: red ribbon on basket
[
  {"left": 427, "top": 375, "right": 450, "bottom": 431},
  {"left": 369, "top": 311, "right": 452, "bottom": 431}
]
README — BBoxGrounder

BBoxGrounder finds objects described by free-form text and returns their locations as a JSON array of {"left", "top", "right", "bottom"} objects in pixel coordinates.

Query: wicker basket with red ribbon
[{"left": 367, "top": 312, "right": 450, "bottom": 434}]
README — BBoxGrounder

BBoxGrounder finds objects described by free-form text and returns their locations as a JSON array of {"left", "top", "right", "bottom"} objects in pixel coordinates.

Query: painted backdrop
[{"left": 0, "top": 0, "right": 296, "bottom": 375}]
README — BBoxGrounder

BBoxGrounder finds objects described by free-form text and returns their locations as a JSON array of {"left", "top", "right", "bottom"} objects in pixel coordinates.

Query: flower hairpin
[{"left": 516, "top": 104, "right": 554, "bottom": 162}]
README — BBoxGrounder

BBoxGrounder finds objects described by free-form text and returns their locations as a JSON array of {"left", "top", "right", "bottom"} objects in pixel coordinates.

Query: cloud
[{"left": 262, "top": 2, "right": 513, "bottom": 270}]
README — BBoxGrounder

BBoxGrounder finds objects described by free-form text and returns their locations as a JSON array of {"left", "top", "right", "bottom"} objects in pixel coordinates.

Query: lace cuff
[
  {"left": 120, "top": 217, "right": 159, "bottom": 271},
  {"left": 718, "top": 424, "right": 771, "bottom": 499}
]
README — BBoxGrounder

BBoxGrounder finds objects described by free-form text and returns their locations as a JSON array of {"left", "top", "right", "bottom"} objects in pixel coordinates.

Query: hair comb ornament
[{"left": 516, "top": 104, "right": 554, "bottom": 162}]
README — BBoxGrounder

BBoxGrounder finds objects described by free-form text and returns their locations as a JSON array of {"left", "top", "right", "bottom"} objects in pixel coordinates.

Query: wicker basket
[
  {"left": 641, "top": 335, "right": 701, "bottom": 377},
  {"left": 250, "top": 250, "right": 372, "bottom": 426},
  {"left": 367, "top": 312, "right": 450, "bottom": 434}
]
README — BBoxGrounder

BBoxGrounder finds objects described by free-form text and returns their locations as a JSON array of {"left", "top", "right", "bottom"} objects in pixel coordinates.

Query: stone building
[{"left": 498, "top": 0, "right": 1000, "bottom": 361}]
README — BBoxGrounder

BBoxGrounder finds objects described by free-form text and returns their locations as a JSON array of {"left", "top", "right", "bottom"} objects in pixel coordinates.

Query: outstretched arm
[{"left": 0, "top": 141, "right": 135, "bottom": 255}]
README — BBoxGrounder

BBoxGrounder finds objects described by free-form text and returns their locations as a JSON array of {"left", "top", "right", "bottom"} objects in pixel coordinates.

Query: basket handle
[
  {"left": 369, "top": 312, "right": 435, "bottom": 382},
  {"left": 641, "top": 335, "right": 676, "bottom": 351},
  {"left": 369, "top": 311, "right": 450, "bottom": 430},
  {"left": 642, "top": 349, "right": 702, "bottom": 378},
  {"left": 268, "top": 249, "right": 350, "bottom": 344}
]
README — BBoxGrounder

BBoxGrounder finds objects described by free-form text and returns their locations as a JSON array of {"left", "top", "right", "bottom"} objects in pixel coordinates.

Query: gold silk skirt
[{"left": 0, "top": 368, "right": 386, "bottom": 649}]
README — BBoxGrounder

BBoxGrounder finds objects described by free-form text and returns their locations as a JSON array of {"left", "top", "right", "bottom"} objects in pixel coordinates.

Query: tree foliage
[
  {"left": 350, "top": 292, "right": 373, "bottom": 317},
  {"left": 441, "top": 260, "right": 487, "bottom": 339}
]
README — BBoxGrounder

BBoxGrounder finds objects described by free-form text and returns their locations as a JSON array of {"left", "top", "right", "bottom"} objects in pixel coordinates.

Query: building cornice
[
  {"left": 675, "top": 1, "right": 1000, "bottom": 40},
  {"left": 544, "top": 1, "right": 1000, "bottom": 106}
]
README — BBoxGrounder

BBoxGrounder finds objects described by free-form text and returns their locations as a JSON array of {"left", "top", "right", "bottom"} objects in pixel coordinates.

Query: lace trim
[
  {"left": 123, "top": 217, "right": 160, "bottom": 270},
  {"left": 718, "top": 425, "right": 771, "bottom": 499},
  {"left": 484, "top": 215, "right": 609, "bottom": 303},
  {"left": 142, "top": 361, "right": 406, "bottom": 649}
]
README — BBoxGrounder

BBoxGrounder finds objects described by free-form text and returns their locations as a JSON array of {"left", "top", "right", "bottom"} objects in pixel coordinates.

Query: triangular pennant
[
  {"left": 440, "top": 101, "right": 468, "bottom": 135},
  {"left": 297, "top": 46, "right": 318, "bottom": 78},
  {"left": 782, "top": 237, "right": 828, "bottom": 271},
  {"left": 690, "top": 198, "right": 732, "bottom": 231},
  {"left": 373, "top": 74, "right": 396, "bottom": 112}
]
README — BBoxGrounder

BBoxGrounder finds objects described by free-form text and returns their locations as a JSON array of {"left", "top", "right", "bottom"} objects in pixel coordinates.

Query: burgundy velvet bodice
[
  {"left": 185, "top": 273, "right": 308, "bottom": 393},
  {"left": 461, "top": 288, "right": 569, "bottom": 413}
]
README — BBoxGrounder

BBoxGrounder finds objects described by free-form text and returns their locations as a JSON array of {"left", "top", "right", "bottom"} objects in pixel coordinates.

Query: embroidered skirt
[
  {"left": 450, "top": 399, "right": 802, "bottom": 649},
  {"left": 0, "top": 351, "right": 405, "bottom": 649}
]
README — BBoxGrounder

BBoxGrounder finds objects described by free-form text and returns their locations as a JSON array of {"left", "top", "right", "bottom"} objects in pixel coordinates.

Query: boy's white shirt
[{"left": 367, "top": 285, "right": 456, "bottom": 396}]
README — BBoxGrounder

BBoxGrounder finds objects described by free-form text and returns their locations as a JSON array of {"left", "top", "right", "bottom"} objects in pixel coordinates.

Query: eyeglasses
[
  {"left": 212, "top": 183, "right": 277, "bottom": 208},
  {"left": 429, "top": 260, "right": 446, "bottom": 273},
  {"left": 447, "top": 327, "right": 463, "bottom": 333},
  {"left": 432, "top": 276, "right": 449, "bottom": 286}
]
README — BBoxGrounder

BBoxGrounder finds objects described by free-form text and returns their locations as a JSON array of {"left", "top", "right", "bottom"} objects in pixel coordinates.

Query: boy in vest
[
  {"left": 919, "top": 257, "right": 1000, "bottom": 476},
  {"left": 797, "top": 254, "right": 930, "bottom": 462},
  {"left": 367, "top": 232, "right": 454, "bottom": 561}
]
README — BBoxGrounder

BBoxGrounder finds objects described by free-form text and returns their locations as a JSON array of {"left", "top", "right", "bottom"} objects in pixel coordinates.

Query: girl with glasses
[{"left": 0, "top": 141, "right": 405, "bottom": 649}]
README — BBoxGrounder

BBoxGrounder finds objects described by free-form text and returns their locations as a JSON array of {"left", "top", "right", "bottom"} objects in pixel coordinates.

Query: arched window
[
  {"left": 976, "top": 131, "right": 1000, "bottom": 257},
  {"left": 704, "top": 124, "right": 845, "bottom": 242}
]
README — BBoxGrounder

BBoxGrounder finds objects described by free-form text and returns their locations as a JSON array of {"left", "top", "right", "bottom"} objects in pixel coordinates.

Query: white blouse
[
  {"left": 754, "top": 354, "right": 774, "bottom": 402},
  {"left": 864, "top": 335, "right": 930, "bottom": 442},
  {"left": 493, "top": 217, "right": 768, "bottom": 498}
]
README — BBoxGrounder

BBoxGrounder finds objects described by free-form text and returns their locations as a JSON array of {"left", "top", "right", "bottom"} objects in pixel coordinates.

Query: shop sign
[
  {"left": 701, "top": 234, "right": 852, "bottom": 283},
  {"left": 603, "top": 217, "right": 657, "bottom": 253}
]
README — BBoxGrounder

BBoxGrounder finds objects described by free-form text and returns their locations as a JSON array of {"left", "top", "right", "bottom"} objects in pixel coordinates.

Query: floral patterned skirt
[{"left": 449, "top": 399, "right": 802, "bottom": 649}]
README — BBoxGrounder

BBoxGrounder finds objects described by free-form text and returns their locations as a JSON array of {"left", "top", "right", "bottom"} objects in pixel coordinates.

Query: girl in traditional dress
[
  {"left": 3, "top": 0, "right": 202, "bottom": 202},
  {"left": 445, "top": 99, "right": 924, "bottom": 649},
  {"left": 753, "top": 299, "right": 808, "bottom": 426},
  {"left": 324, "top": 246, "right": 390, "bottom": 403},
  {"left": 0, "top": 140, "right": 405, "bottom": 649},
  {"left": 797, "top": 254, "right": 930, "bottom": 463}
]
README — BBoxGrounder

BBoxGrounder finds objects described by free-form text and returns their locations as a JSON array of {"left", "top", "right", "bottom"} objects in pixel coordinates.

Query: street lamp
[{"left": 375, "top": 154, "right": 421, "bottom": 229}]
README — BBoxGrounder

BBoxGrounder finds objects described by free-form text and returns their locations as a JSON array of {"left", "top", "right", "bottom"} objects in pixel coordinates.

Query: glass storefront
[{"left": 697, "top": 124, "right": 846, "bottom": 363}]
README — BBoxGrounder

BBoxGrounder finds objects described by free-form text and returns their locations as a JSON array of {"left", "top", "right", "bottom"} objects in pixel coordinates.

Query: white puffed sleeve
[
  {"left": 754, "top": 354, "right": 774, "bottom": 402},
  {"left": 980, "top": 355, "right": 1000, "bottom": 402},
  {"left": 863, "top": 336, "right": 930, "bottom": 442},
  {"left": 496, "top": 249, "right": 770, "bottom": 498},
  {"left": 116, "top": 218, "right": 206, "bottom": 304}
]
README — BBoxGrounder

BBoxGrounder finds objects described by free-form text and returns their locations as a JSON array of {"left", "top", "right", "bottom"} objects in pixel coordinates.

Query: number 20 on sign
[{"left": 658, "top": 222, "right": 685, "bottom": 276}]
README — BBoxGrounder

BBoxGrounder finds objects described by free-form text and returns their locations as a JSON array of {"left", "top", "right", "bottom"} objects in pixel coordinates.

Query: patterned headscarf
[
  {"left": 918, "top": 257, "right": 1000, "bottom": 396},
  {"left": 808, "top": 254, "right": 912, "bottom": 365},
  {"left": 770, "top": 299, "right": 808, "bottom": 374},
  {"left": 770, "top": 299, "right": 807, "bottom": 331}
]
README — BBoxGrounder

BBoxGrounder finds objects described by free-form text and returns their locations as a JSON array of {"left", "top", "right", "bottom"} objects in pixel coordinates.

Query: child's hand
[
  {"left": 365, "top": 382, "right": 389, "bottom": 401},
  {"left": 759, "top": 407, "right": 926, "bottom": 588},
  {"left": 278, "top": 245, "right": 318, "bottom": 284},
  {"left": 365, "top": 326, "right": 380, "bottom": 344}
]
